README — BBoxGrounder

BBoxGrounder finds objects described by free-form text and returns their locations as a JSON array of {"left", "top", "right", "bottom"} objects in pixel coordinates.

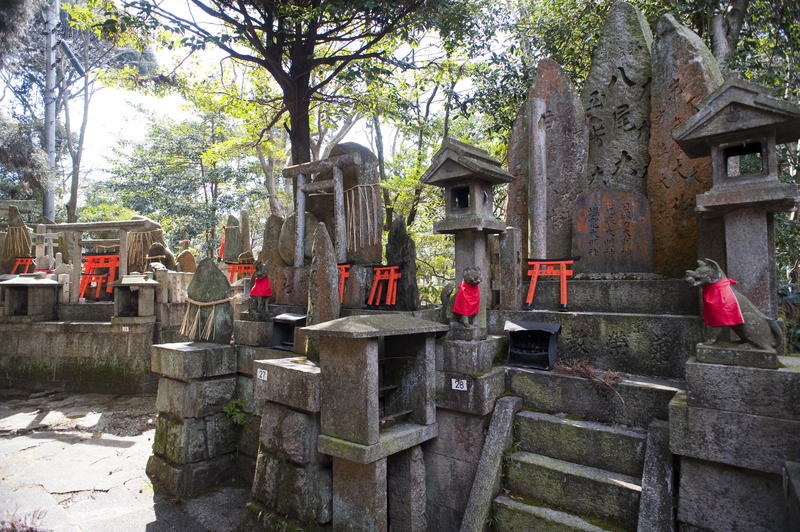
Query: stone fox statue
[
  {"left": 441, "top": 266, "right": 481, "bottom": 326},
  {"left": 684, "top": 258, "right": 783, "bottom": 353}
]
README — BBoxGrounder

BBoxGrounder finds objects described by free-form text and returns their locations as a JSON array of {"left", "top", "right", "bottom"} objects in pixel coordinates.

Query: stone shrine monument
[{"left": 421, "top": 138, "right": 512, "bottom": 335}]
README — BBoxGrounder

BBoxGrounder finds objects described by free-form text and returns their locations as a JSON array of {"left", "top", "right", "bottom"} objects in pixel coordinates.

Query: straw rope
[
  {"left": 344, "top": 183, "right": 381, "bottom": 252},
  {"left": 3, "top": 226, "right": 32, "bottom": 260},
  {"left": 178, "top": 296, "right": 233, "bottom": 341}
]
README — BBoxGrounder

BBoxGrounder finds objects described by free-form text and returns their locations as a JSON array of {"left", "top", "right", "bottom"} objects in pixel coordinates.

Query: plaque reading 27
[{"left": 257, "top": 368, "right": 268, "bottom": 381}]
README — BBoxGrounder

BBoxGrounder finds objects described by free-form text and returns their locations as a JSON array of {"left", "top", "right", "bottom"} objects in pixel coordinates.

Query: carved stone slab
[
  {"left": 581, "top": 1, "right": 653, "bottom": 194},
  {"left": 506, "top": 102, "right": 530, "bottom": 259},
  {"left": 648, "top": 14, "right": 722, "bottom": 277},
  {"left": 528, "top": 58, "right": 588, "bottom": 259},
  {"left": 572, "top": 190, "right": 653, "bottom": 273}
]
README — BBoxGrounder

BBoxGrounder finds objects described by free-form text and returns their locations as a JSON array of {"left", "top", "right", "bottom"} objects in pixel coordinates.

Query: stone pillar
[
  {"left": 454, "top": 229, "right": 488, "bottom": 330},
  {"left": 498, "top": 227, "right": 522, "bottom": 310},
  {"left": 528, "top": 97, "right": 548, "bottom": 259},
  {"left": 295, "top": 173, "right": 307, "bottom": 268},
  {"left": 333, "top": 457, "right": 387, "bottom": 532},
  {"left": 387, "top": 446, "right": 426, "bottom": 532},
  {"left": 724, "top": 208, "right": 775, "bottom": 317},
  {"left": 146, "top": 343, "right": 238, "bottom": 496},
  {"left": 332, "top": 166, "right": 347, "bottom": 264}
]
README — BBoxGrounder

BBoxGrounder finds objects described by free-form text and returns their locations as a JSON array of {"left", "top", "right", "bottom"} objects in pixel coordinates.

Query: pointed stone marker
[
  {"left": 181, "top": 257, "right": 233, "bottom": 343},
  {"left": 582, "top": 1, "right": 653, "bottom": 194},
  {"left": 648, "top": 14, "right": 723, "bottom": 277},
  {"left": 222, "top": 215, "right": 242, "bottom": 263},
  {"left": 307, "top": 222, "right": 340, "bottom": 326}
]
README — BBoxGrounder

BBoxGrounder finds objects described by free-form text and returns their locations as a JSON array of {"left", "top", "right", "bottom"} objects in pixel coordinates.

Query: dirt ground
[{"left": 0, "top": 389, "right": 251, "bottom": 532}]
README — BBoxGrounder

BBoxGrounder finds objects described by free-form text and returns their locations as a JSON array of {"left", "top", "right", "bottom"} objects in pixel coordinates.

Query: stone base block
[
  {"left": 151, "top": 342, "right": 236, "bottom": 381},
  {"left": 424, "top": 448, "right": 479, "bottom": 517},
  {"left": 254, "top": 357, "right": 320, "bottom": 413},
  {"left": 234, "top": 319, "right": 273, "bottom": 347},
  {"left": 686, "top": 356, "right": 800, "bottom": 419},
  {"left": 426, "top": 409, "right": 487, "bottom": 463},
  {"left": 696, "top": 343, "right": 779, "bottom": 369},
  {"left": 670, "top": 391, "right": 800, "bottom": 474},
  {"left": 677, "top": 457, "right": 788, "bottom": 532},
  {"left": 152, "top": 413, "right": 237, "bottom": 464},
  {"left": 332, "top": 457, "right": 387, "bottom": 532},
  {"left": 259, "top": 402, "right": 323, "bottom": 466},
  {"left": 786, "top": 461, "right": 800, "bottom": 531},
  {"left": 447, "top": 324, "right": 487, "bottom": 341},
  {"left": 252, "top": 452, "right": 332, "bottom": 526},
  {"left": 155, "top": 376, "right": 236, "bottom": 418},
  {"left": 340, "top": 264, "right": 370, "bottom": 310},
  {"left": 318, "top": 422, "right": 437, "bottom": 464},
  {"left": 146, "top": 452, "right": 236, "bottom": 496},
  {"left": 387, "top": 446, "right": 426, "bottom": 532},
  {"left": 440, "top": 335, "right": 506, "bottom": 374},
  {"left": 236, "top": 345, "right": 289, "bottom": 376},
  {"left": 436, "top": 367, "right": 505, "bottom": 416}
]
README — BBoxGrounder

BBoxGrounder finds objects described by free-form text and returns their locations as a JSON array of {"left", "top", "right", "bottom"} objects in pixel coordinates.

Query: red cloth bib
[
  {"left": 453, "top": 281, "right": 480, "bottom": 316},
  {"left": 701, "top": 278, "right": 744, "bottom": 326},
  {"left": 250, "top": 276, "right": 272, "bottom": 297}
]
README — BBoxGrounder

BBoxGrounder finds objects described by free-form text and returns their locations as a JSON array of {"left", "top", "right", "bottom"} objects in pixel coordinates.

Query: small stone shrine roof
[
  {"left": 673, "top": 76, "right": 800, "bottom": 158},
  {"left": 421, "top": 137, "right": 513, "bottom": 186},
  {"left": 302, "top": 314, "right": 448, "bottom": 338},
  {"left": 0, "top": 275, "right": 60, "bottom": 286},
  {"left": 108, "top": 274, "right": 159, "bottom": 287}
]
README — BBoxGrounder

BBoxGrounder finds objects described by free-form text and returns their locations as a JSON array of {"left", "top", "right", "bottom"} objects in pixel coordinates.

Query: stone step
[
  {"left": 507, "top": 366, "right": 683, "bottom": 428},
  {"left": 515, "top": 410, "right": 646, "bottom": 477},
  {"left": 520, "top": 278, "right": 698, "bottom": 315},
  {"left": 492, "top": 495, "right": 608, "bottom": 532},
  {"left": 505, "top": 451, "right": 641, "bottom": 530},
  {"left": 490, "top": 309, "right": 703, "bottom": 379}
]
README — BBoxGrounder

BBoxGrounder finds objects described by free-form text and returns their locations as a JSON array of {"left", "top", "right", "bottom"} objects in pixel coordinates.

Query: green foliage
[{"left": 223, "top": 399, "right": 247, "bottom": 426}]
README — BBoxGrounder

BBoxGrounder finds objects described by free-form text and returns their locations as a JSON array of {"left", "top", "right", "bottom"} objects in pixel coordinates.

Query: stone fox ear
[{"left": 701, "top": 258, "right": 724, "bottom": 275}]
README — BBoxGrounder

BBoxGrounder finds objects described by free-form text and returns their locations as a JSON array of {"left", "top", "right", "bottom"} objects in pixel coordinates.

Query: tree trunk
[
  {"left": 257, "top": 144, "right": 286, "bottom": 217},
  {"left": 372, "top": 115, "right": 392, "bottom": 229},
  {"left": 287, "top": 95, "right": 312, "bottom": 166},
  {"left": 711, "top": 0, "right": 751, "bottom": 64}
]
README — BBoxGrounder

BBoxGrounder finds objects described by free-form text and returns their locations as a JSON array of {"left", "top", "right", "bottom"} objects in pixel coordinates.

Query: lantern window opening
[
  {"left": 723, "top": 141, "right": 765, "bottom": 178},
  {"left": 451, "top": 186, "right": 470, "bottom": 211}
]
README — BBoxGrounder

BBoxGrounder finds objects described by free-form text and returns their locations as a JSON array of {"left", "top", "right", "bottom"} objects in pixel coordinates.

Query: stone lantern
[
  {"left": 673, "top": 77, "right": 800, "bottom": 317},
  {"left": 421, "top": 138, "right": 513, "bottom": 333},
  {"left": 109, "top": 273, "right": 159, "bottom": 322}
]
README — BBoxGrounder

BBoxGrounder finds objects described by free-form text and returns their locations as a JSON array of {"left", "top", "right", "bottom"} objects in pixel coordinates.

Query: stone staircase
[{"left": 492, "top": 367, "right": 682, "bottom": 531}]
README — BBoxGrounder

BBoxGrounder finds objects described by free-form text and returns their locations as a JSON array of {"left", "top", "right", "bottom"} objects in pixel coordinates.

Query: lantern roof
[{"left": 421, "top": 138, "right": 513, "bottom": 186}]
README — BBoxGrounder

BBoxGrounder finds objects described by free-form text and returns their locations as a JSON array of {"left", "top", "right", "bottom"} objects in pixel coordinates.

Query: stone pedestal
[
  {"left": 147, "top": 342, "right": 238, "bottom": 496},
  {"left": 454, "top": 229, "right": 489, "bottom": 331},
  {"left": 670, "top": 355, "right": 800, "bottom": 530}
]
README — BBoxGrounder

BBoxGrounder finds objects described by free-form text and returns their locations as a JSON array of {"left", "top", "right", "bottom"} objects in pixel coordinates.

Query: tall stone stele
[
  {"left": 673, "top": 76, "right": 800, "bottom": 318},
  {"left": 421, "top": 138, "right": 513, "bottom": 334}
]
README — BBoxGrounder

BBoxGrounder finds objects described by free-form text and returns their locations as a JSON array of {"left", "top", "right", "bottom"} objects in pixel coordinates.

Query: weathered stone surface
[
  {"left": 505, "top": 103, "right": 530, "bottom": 260},
  {"left": 184, "top": 257, "right": 233, "bottom": 343},
  {"left": 332, "top": 457, "right": 387, "bottom": 531},
  {"left": 436, "top": 367, "right": 505, "bottom": 416},
  {"left": 492, "top": 309, "right": 703, "bottom": 379},
  {"left": 582, "top": 0, "right": 653, "bottom": 194},
  {"left": 175, "top": 249, "right": 196, "bottom": 273},
  {"left": 145, "top": 241, "right": 176, "bottom": 270},
  {"left": 637, "top": 420, "right": 675, "bottom": 532},
  {"left": 222, "top": 215, "right": 243, "bottom": 263},
  {"left": 259, "top": 214, "right": 286, "bottom": 267},
  {"left": 786, "top": 461, "right": 800, "bottom": 531},
  {"left": 237, "top": 413, "right": 261, "bottom": 458},
  {"left": 460, "top": 396, "right": 522, "bottom": 532},
  {"left": 306, "top": 222, "right": 340, "bottom": 326},
  {"left": 150, "top": 342, "right": 236, "bottom": 381},
  {"left": 508, "top": 366, "right": 683, "bottom": 428},
  {"left": 233, "top": 319, "right": 272, "bottom": 347},
  {"left": 492, "top": 496, "right": 608, "bottom": 531},
  {"left": 677, "top": 457, "right": 788, "bottom": 531},
  {"left": 254, "top": 357, "right": 321, "bottom": 413},
  {"left": 424, "top": 447, "right": 481, "bottom": 516},
  {"left": 319, "top": 337, "right": 378, "bottom": 445},
  {"left": 240, "top": 209, "right": 251, "bottom": 253},
  {"left": 648, "top": 14, "right": 722, "bottom": 277},
  {"left": 498, "top": 227, "right": 522, "bottom": 311},
  {"left": 236, "top": 346, "right": 288, "bottom": 377},
  {"left": 154, "top": 376, "right": 236, "bottom": 418},
  {"left": 685, "top": 357, "right": 800, "bottom": 419},
  {"left": 695, "top": 343, "right": 779, "bottom": 369},
  {"left": 440, "top": 336, "right": 505, "bottom": 375},
  {"left": 506, "top": 451, "right": 641, "bottom": 530},
  {"left": 251, "top": 451, "right": 332, "bottom": 526},
  {"left": 669, "top": 391, "right": 800, "bottom": 474},
  {"left": 425, "top": 409, "right": 486, "bottom": 463},
  {"left": 515, "top": 410, "right": 646, "bottom": 478},
  {"left": 146, "top": 452, "right": 237, "bottom": 497},
  {"left": 528, "top": 58, "right": 588, "bottom": 259},
  {"left": 572, "top": 190, "right": 653, "bottom": 273},
  {"left": 386, "top": 216, "right": 419, "bottom": 311},
  {"left": 278, "top": 211, "right": 319, "bottom": 267},
  {"left": 259, "top": 402, "right": 321, "bottom": 466},
  {"left": 317, "top": 423, "right": 438, "bottom": 464},
  {"left": 388, "top": 446, "right": 426, "bottom": 532}
]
